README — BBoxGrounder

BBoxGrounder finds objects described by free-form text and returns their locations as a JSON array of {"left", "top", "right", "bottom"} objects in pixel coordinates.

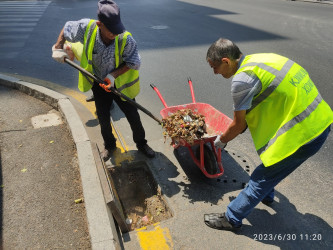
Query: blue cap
[{"left": 97, "top": 0, "right": 125, "bottom": 34}]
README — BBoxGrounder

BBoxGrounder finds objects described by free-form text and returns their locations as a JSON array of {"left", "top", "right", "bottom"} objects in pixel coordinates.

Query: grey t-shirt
[{"left": 231, "top": 56, "right": 262, "bottom": 111}]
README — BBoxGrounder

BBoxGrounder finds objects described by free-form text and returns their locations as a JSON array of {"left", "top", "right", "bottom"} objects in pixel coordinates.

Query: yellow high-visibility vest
[
  {"left": 72, "top": 20, "right": 140, "bottom": 98},
  {"left": 114, "top": 31, "right": 140, "bottom": 100},
  {"left": 78, "top": 19, "right": 97, "bottom": 92},
  {"left": 235, "top": 53, "right": 333, "bottom": 166}
]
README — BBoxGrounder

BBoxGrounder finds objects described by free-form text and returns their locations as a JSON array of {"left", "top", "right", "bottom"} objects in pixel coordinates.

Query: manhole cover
[
  {"left": 109, "top": 161, "right": 172, "bottom": 231},
  {"left": 218, "top": 149, "right": 255, "bottom": 186},
  {"left": 174, "top": 146, "right": 255, "bottom": 187}
]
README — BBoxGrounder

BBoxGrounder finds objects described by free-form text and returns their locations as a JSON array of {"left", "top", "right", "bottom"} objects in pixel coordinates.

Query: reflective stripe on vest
[
  {"left": 78, "top": 20, "right": 97, "bottom": 92},
  {"left": 114, "top": 31, "right": 140, "bottom": 100},
  {"left": 236, "top": 53, "right": 333, "bottom": 166}
]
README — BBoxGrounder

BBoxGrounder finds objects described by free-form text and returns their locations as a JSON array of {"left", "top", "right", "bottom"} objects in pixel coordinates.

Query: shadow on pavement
[
  {"left": 173, "top": 145, "right": 252, "bottom": 205},
  {"left": 85, "top": 118, "right": 99, "bottom": 127},
  {"left": 125, "top": 0, "right": 285, "bottom": 51},
  {"left": 236, "top": 192, "right": 333, "bottom": 249}
]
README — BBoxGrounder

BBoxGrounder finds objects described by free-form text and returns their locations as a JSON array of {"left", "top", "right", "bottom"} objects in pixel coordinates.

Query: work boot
[
  {"left": 86, "top": 94, "right": 95, "bottom": 102},
  {"left": 137, "top": 144, "right": 155, "bottom": 158},
  {"left": 204, "top": 213, "right": 241, "bottom": 231},
  {"left": 100, "top": 146, "right": 116, "bottom": 161},
  {"left": 261, "top": 198, "right": 274, "bottom": 206}
]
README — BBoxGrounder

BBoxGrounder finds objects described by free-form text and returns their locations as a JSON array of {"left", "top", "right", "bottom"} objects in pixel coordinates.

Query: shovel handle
[{"left": 64, "top": 58, "right": 162, "bottom": 125}]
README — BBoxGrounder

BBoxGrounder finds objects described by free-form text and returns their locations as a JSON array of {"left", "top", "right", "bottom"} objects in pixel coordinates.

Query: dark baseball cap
[{"left": 97, "top": 0, "right": 125, "bottom": 35}]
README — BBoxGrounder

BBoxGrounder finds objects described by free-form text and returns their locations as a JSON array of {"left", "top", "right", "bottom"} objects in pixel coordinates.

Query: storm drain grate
[
  {"left": 217, "top": 149, "right": 255, "bottom": 187},
  {"left": 109, "top": 161, "right": 173, "bottom": 231}
]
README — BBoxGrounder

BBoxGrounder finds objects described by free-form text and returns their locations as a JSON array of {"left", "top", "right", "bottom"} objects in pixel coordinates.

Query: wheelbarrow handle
[
  {"left": 187, "top": 77, "right": 196, "bottom": 103},
  {"left": 64, "top": 58, "right": 162, "bottom": 125},
  {"left": 150, "top": 83, "right": 168, "bottom": 108}
]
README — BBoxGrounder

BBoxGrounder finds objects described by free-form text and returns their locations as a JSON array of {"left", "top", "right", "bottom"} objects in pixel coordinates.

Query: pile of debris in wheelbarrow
[
  {"left": 162, "top": 109, "right": 207, "bottom": 145},
  {"left": 151, "top": 79, "right": 232, "bottom": 178}
]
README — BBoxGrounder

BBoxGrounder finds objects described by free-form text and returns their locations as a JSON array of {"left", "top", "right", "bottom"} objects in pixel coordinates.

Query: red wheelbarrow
[{"left": 151, "top": 78, "right": 232, "bottom": 178}]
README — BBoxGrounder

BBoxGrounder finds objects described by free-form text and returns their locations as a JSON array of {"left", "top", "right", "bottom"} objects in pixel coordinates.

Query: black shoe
[
  {"left": 137, "top": 144, "right": 155, "bottom": 158},
  {"left": 262, "top": 199, "right": 274, "bottom": 206},
  {"left": 101, "top": 146, "right": 116, "bottom": 161},
  {"left": 204, "top": 213, "right": 241, "bottom": 231},
  {"left": 86, "top": 94, "right": 95, "bottom": 102}
]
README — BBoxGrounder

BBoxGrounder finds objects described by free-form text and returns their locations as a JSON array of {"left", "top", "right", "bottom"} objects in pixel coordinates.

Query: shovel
[{"left": 64, "top": 58, "right": 162, "bottom": 125}]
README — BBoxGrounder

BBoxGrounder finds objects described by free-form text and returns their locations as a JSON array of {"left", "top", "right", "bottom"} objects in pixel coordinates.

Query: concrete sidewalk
[
  {"left": 0, "top": 74, "right": 120, "bottom": 249},
  {"left": 1, "top": 73, "right": 332, "bottom": 250}
]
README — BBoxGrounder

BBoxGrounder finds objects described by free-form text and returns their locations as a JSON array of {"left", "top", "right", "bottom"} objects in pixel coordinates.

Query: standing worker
[
  {"left": 204, "top": 38, "right": 333, "bottom": 231},
  {"left": 51, "top": 0, "right": 155, "bottom": 161}
]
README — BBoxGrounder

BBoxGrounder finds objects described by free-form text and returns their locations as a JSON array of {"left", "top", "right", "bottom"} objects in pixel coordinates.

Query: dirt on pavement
[
  {"left": 110, "top": 162, "right": 172, "bottom": 231},
  {"left": 0, "top": 86, "right": 91, "bottom": 249}
]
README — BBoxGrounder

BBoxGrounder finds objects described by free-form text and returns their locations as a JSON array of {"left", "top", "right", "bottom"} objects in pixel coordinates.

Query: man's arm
[
  {"left": 220, "top": 110, "right": 247, "bottom": 143},
  {"left": 54, "top": 28, "right": 66, "bottom": 49},
  {"left": 109, "top": 35, "right": 140, "bottom": 79},
  {"left": 110, "top": 63, "right": 130, "bottom": 79}
]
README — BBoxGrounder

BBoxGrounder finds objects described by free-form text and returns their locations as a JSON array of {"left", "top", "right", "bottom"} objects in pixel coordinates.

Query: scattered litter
[
  {"left": 75, "top": 198, "right": 84, "bottom": 204},
  {"left": 125, "top": 218, "right": 132, "bottom": 225},
  {"left": 21, "top": 168, "right": 27, "bottom": 173},
  {"left": 156, "top": 208, "right": 163, "bottom": 216},
  {"left": 142, "top": 215, "right": 149, "bottom": 223},
  {"left": 49, "top": 140, "right": 54, "bottom": 144}
]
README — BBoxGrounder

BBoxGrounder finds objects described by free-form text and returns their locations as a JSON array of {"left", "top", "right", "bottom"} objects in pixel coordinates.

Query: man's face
[
  {"left": 96, "top": 21, "right": 117, "bottom": 42},
  {"left": 208, "top": 58, "right": 234, "bottom": 79}
]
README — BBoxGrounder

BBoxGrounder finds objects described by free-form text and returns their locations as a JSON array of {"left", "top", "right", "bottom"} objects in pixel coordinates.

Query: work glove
[
  {"left": 214, "top": 133, "right": 227, "bottom": 150},
  {"left": 99, "top": 74, "right": 115, "bottom": 92},
  {"left": 52, "top": 44, "right": 69, "bottom": 63}
]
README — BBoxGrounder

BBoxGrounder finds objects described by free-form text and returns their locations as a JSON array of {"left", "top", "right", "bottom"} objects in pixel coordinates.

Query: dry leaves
[{"left": 162, "top": 109, "right": 206, "bottom": 145}]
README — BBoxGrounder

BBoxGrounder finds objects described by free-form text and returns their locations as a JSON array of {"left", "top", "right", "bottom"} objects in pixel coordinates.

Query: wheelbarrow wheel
[{"left": 195, "top": 144, "right": 219, "bottom": 176}]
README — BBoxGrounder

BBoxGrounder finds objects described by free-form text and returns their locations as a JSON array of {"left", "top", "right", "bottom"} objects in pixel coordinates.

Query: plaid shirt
[{"left": 64, "top": 18, "right": 141, "bottom": 79}]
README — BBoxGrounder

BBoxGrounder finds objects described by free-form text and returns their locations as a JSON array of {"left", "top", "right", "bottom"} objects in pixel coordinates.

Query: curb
[
  {"left": 290, "top": 0, "right": 333, "bottom": 4},
  {"left": 0, "top": 74, "right": 120, "bottom": 250}
]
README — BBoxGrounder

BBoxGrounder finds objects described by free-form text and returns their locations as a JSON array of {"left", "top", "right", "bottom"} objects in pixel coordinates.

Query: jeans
[
  {"left": 226, "top": 126, "right": 331, "bottom": 227},
  {"left": 92, "top": 83, "right": 147, "bottom": 149}
]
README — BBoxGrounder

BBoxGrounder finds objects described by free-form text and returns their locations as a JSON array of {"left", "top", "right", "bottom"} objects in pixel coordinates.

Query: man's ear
[
  {"left": 222, "top": 57, "right": 230, "bottom": 65},
  {"left": 96, "top": 20, "right": 102, "bottom": 27}
]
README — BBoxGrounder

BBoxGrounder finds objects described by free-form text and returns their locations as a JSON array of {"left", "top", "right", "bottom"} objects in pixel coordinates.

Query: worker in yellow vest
[
  {"left": 52, "top": 0, "right": 155, "bottom": 161},
  {"left": 204, "top": 38, "right": 332, "bottom": 231}
]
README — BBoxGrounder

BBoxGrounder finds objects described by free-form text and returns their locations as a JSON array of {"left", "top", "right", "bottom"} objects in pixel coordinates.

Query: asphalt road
[
  {"left": 1, "top": 0, "right": 331, "bottom": 190},
  {"left": 0, "top": 0, "right": 332, "bottom": 249},
  {"left": 0, "top": 0, "right": 332, "bottom": 110}
]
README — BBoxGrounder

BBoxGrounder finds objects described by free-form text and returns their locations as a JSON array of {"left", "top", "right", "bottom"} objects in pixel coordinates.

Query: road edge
[{"left": 0, "top": 73, "right": 120, "bottom": 250}]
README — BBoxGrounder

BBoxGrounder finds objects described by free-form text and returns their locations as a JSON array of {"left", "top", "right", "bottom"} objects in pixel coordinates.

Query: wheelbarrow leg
[{"left": 210, "top": 141, "right": 224, "bottom": 176}]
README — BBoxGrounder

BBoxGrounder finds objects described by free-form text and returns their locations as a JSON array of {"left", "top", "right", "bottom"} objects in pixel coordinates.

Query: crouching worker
[
  {"left": 51, "top": 0, "right": 155, "bottom": 161},
  {"left": 204, "top": 38, "right": 333, "bottom": 231}
]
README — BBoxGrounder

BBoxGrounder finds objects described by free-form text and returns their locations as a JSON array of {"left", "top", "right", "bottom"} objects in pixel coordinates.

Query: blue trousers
[{"left": 226, "top": 126, "right": 331, "bottom": 227}]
